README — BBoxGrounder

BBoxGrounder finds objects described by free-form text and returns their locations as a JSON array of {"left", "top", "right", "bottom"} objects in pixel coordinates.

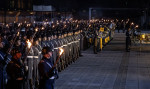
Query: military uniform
[
  {"left": 0, "top": 50, "right": 11, "bottom": 89},
  {"left": 41, "top": 34, "right": 48, "bottom": 48},
  {"left": 126, "top": 30, "right": 131, "bottom": 52},
  {"left": 93, "top": 30, "right": 98, "bottom": 54},
  {"left": 24, "top": 38, "right": 34, "bottom": 89},
  {"left": 38, "top": 47, "right": 58, "bottom": 89},
  {"left": 6, "top": 48, "right": 24, "bottom": 89},
  {"left": 6, "top": 58, "right": 24, "bottom": 89},
  {"left": 32, "top": 45, "right": 40, "bottom": 89},
  {"left": 0, "top": 50, "right": 5, "bottom": 89}
]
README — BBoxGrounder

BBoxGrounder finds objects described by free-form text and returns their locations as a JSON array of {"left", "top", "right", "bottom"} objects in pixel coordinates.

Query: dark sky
[
  {"left": 0, "top": 0, "right": 149, "bottom": 11},
  {"left": 34, "top": 0, "right": 150, "bottom": 9}
]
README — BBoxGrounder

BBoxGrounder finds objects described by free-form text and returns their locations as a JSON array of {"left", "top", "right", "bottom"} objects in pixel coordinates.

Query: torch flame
[
  {"left": 59, "top": 48, "right": 64, "bottom": 55},
  {"left": 18, "top": 23, "right": 21, "bottom": 27},
  {"left": 27, "top": 39, "right": 32, "bottom": 48},
  {"left": 89, "top": 24, "right": 91, "bottom": 27},
  {"left": 17, "top": 32, "right": 20, "bottom": 36},
  {"left": 6, "top": 24, "right": 9, "bottom": 28},
  {"left": 131, "top": 22, "right": 134, "bottom": 25},
  {"left": 35, "top": 28, "right": 38, "bottom": 32},
  {"left": 42, "top": 27, "right": 44, "bottom": 30},
  {"left": 135, "top": 25, "right": 139, "bottom": 28}
]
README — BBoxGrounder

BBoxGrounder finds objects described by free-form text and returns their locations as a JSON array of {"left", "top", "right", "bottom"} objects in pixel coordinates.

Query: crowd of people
[{"left": 0, "top": 19, "right": 137, "bottom": 89}]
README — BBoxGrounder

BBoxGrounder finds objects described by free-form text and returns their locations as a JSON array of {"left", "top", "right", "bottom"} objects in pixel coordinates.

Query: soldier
[
  {"left": 32, "top": 37, "right": 41, "bottom": 89},
  {"left": 0, "top": 35, "right": 11, "bottom": 89},
  {"left": 63, "top": 32, "right": 69, "bottom": 67},
  {"left": 126, "top": 28, "right": 131, "bottom": 52},
  {"left": 79, "top": 30, "right": 84, "bottom": 56},
  {"left": 56, "top": 33, "right": 64, "bottom": 71},
  {"left": 41, "top": 34, "right": 48, "bottom": 48},
  {"left": 24, "top": 36, "right": 34, "bottom": 89},
  {"left": 51, "top": 33, "right": 59, "bottom": 68},
  {"left": 38, "top": 47, "right": 58, "bottom": 89},
  {"left": 0, "top": 36, "right": 5, "bottom": 89},
  {"left": 6, "top": 48, "right": 25, "bottom": 89},
  {"left": 93, "top": 29, "right": 98, "bottom": 54}
]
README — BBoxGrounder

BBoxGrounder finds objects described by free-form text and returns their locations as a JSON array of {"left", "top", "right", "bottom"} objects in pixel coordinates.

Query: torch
[
  {"left": 27, "top": 39, "right": 32, "bottom": 49},
  {"left": 23, "top": 28, "right": 38, "bottom": 62},
  {"left": 50, "top": 48, "right": 64, "bottom": 71},
  {"left": 8, "top": 31, "right": 20, "bottom": 54},
  {"left": 3, "top": 29, "right": 20, "bottom": 66},
  {"left": 33, "top": 28, "right": 38, "bottom": 38},
  {"left": 23, "top": 39, "right": 32, "bottom": 63}
]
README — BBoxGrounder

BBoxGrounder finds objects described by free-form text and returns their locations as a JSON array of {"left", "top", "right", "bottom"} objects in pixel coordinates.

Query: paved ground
[{"left": 55, "top": 33, "right": 150, "bottom": 89}]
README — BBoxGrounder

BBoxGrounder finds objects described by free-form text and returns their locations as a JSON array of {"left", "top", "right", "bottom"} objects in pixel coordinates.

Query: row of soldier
[{"left": 0, "top": 19, "right": 116, "bottom": 89}]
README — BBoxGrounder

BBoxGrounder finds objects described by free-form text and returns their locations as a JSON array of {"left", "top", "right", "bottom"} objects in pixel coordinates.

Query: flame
[
  {"left": 41, "top": 27, "right": 44, "bottom": 30},
  {"left": 17, "top": 32, "right": 20, "bottom": 36},
  {"left": 135, "top": 25, "right": 139, "bottom": 28},
  {"left": 18, "top": 23, "right": 21, "bottom": 27},
  {"left": 59, "top": 48, "right": 64, "bottom": 55},
  {"left": 64, "top": 25, "right": 66, "bottom": 28},
  {"left": 89, "top": 24, "right": 91, "bottom": 27},
  {"left": 27, "top": 39, "right": 32, "bottom": 48},
  {"left": 6, "top": 24, "right": 9, "bottom": 28},
  {"left": 131, "top": 22, "right": 134, "bottom": 25},
  {"left": 35, "top": 28, "right": 38, "bottom": 32}
]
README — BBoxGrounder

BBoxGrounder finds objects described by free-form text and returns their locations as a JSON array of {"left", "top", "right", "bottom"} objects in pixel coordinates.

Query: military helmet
[{"left": 42, "top": 46, "right": 54, "bottom": 55}]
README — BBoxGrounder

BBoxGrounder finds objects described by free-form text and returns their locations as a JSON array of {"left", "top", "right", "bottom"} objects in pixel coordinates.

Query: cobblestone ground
[{"left": 55, "top": 33, "right": 150, "bottom": 89}]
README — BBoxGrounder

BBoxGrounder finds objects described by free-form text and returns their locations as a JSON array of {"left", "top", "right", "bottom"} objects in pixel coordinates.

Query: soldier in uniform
[
  {"left": 93, "top": 29, "right": 98, "bottom": 54},
  {"left": 57, "top": 33, "right": 64, "bottom": 71},
  {"left": 32, "top": 37, "right": 41, "bottom": 89},
  {"left": 38, "top": 47, "right": 58, "bottom": 89},
  {"left": 51, "top": 33, "right": 59, "bottom": 69},
  {"left": 0, "top": 35, "right": 11, "bottom": 89},
  {"left": 0, "top": 36, "right": 5, "bottom": 89},
  {"left": 41, "top": 34, "right": 48, "bottom": 48},
  {"left": 24, "top": 35, "right": 34, "bottom": 89},
  {"left": 6, "top": 48, "right": 25, "bottom": 89},
  {"left": 126, "top": 28, "right": 131, "bottom": 52},
  {"left": 63, "top": 32, "right": 69, "bottom": 67},
  {"left": 79, "top": 30, "right": 84, "bottom": 56}
]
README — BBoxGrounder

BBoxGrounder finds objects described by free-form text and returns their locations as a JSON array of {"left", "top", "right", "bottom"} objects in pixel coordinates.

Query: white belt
[
  {"left": 27, "top": 56, "right": 34, "bottom": 58},
  {"left": 63, "top": 44, "right": 67, "bottom": 47},
  {"left": 54, "top": 47, "right": 58, "bottom": 50},
  {"left": 68, "top": 43, "right": 72, "bottom": 45},
  {"left": 34, "top": 56, "right": 39, "bottom": 58}
]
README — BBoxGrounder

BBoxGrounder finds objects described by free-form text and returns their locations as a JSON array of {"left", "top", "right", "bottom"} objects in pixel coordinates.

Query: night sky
[
  {"left": 33, "top": 0, "right": 150, "bottom": 9},
  {"left": 0, "top": 0, "right": 149, "bottom": 11}
]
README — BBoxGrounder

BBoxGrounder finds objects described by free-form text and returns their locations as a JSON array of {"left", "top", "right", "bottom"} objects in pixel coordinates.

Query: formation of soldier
[{"left": 0, "top": 19, "right": 122, "bottom": 89}]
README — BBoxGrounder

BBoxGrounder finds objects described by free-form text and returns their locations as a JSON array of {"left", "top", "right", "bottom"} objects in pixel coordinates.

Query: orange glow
[{"left": 27, "top": 39, "right": 32, "bottom": 48}]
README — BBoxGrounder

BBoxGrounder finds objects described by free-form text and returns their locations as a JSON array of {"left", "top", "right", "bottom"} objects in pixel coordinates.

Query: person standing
[
  {"left": 126, "top": 28, "right": 131, "bottom": 52},
  {"left": 6, "top": 48, "right": 25, "bottom": 89},
  {"left": 38, "top": 47, "right": 58, "bottom": 89}
]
